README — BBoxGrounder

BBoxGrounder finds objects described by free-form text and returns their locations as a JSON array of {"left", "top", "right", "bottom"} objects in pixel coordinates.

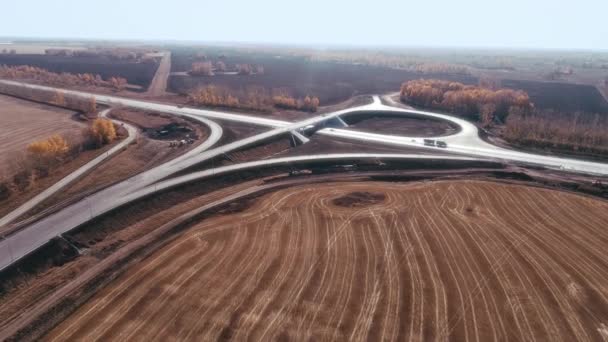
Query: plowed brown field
[{"left": 46, "top": 180, "right": 608, "bottom": 341}]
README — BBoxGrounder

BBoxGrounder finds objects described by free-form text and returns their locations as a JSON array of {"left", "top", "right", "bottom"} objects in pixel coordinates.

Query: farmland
[
  {"left": 0, "top": 94, "right": 84, "bottom": 177},
  {"left": 0, "top": 54, "right": 158, "bottom": 88},
  {"left": 168, "top": 48, "right": 608, "bottom": 116},
  {"left": 1, "top": 41, "right": 608, "bottom": 342},
  {"left": 46, "top": 180, "right": 608, "bottom": 341},
  {"left": 501, "top": 79, "right": 608, "bottom": 114},
  {"left": 168, "top": 50, "right": 478, "bottom": 105}
]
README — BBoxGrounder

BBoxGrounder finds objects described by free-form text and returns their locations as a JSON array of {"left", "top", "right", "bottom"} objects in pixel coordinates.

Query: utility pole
[
  {"left": 87, "top": 196, "right": 93, "bottom": 220},
  {"left": 7, "top": 238, "right": 14, "bottom": 263}
]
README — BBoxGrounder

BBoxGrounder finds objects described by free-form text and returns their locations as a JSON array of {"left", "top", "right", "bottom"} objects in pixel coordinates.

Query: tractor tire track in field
[{"left": 46, "top": 180, "right": 608, "bottom": 341}]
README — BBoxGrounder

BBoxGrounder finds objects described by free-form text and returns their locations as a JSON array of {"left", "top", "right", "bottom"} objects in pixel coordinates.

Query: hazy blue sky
[{"left": 2, "top": 0, "right": 607, "bottom": 50}]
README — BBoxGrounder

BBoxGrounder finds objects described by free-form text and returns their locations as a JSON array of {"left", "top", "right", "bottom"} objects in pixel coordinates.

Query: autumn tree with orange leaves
[
  {"left": 27, "top": 134, "right": 71, "bottom": 173},
  {"left": 400, "top": 79, "right": 532, "bottom": 125},
  {"left": 27, "top": 135, "right": 70, "bottom": 160},
  {"left": 85, "top": 118, "right": 117, "bottom": 148}
]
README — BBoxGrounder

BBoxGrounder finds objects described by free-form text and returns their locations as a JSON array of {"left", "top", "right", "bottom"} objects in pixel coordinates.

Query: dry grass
[
  {"left": 0, "top": 94, "right": 85, "bottom": 178},
  {"left": 46, "top": 180, "right": 608, "bottom": 341}
]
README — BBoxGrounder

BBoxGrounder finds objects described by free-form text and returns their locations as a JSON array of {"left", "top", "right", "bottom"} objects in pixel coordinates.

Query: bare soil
[
  {"left": 46, "top": 180, "right": 608, "bottom": 341},
  {"left": 1, "top": 167, "right": 520, "bottom": 341},
  {"left": 225, "top": 135, "right": 294, "bottom": 164},
  {"left": 502, "top": 79, "right": 608, "bottom": 114},
  {"left": 344, "top": 112, "right": 459, "bottom": 137},
  {"left": 332, "top": 191, "right": 386, "bottom": 207},
  {"left": 282, "top": 134, "right": 442, "bottom": 156},
  {"left": 109, "top": 108, "right": 207, "bottom": 141}
]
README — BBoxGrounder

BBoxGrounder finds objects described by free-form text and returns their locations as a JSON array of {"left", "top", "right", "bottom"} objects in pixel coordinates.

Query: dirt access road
[
  {"left": 47, "top": 180, "right": 608, "bottom": 341},
  {"left": 146, "top": 51, "right": 171, "bottom": 97}
]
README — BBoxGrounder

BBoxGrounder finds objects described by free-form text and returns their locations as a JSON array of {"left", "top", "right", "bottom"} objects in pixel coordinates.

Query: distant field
[
  {"left": 168, "top": 51, "right": 477, "bottom": 105},
  {"left": 168, "top": 50, "right": 608, "bottom": 114},
  {"left": 0, "top": 44, "right": 85, "bottom": 55},
  {"left": 0, "top": 54, "right": 158, "bottom": 88},
  {"left": 47, "top": 180, "right": 608, "bottom": 341},
  {"left": 0, "top": 95, "right": 84, "bottom": 177},
  {"left": 502, "top": 79, "right": 608, "bottom": 114}
]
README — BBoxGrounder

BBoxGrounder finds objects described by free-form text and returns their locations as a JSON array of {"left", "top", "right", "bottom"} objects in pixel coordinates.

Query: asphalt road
[
  {"left": 1, "top": 79, "right": 608, "bottom": 272},
  {"left": 0, "top": 107, "right": 224, "bottom": 229},
  {"left": 145, "top": 51, "right": 171, "bottom": 97},
  {"left": 3, "top": 79, "right": 606, "bottom": 176},
  {"left": 0, "top": 153, "right": 484, "bottom": 271}
]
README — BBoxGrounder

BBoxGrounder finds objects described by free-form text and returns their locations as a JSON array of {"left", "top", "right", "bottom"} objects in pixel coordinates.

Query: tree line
[
  {"left": 308, "top": 51, "right": 471, "bottom": 74},
  {"left": 0, "top": 81, "right": 98, "bottom": 113},
  {"left": 189, "top": 62, "right": 265, "bottom": 76},
  {"left": 400, "top": 78, "right": 607, "bottom": 156},
  {"left": 45, "top": 47, "right": 157, "bottom": 63},
  {"left": 0, "top": 64, "right": 128, "bottom": 91},
  {"left": 188, "top": 86, "right": 319, "bottom": 112},
  {"left": 400, "top": 79, "right": 533, "bottom": 125},
  {"left": 504, "top": 111, "right": 608, "bottom": 156}
]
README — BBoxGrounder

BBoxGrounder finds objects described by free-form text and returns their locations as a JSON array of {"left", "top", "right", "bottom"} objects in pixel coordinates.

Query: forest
[{"left": 401, "top": 79, "right": 607, "bottom": 155}]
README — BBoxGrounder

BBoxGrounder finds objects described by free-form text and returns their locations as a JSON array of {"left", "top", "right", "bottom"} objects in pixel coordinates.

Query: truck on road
[{"left": 424, "top": 139, "right": 436, "bottom": 146}]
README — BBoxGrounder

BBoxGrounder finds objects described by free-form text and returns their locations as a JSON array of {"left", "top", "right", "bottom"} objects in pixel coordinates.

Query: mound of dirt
[
  {"left": 145, "top": 122, "right": 197, "bottom": 140},
  {"left": 332, "top": 191, "right": 386, "bottom": 207}
]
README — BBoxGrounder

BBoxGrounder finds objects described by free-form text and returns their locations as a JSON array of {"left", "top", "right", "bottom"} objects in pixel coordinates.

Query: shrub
[
  {"left": 12, "top": 170, "right": 34, "bottom": 192},
  {"left": 0, "top": 181, "right": 11, "bottom": 201}
]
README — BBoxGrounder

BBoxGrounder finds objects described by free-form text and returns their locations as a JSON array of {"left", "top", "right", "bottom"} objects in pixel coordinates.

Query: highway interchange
[{"left": 1, "top": 79, "right": 608, "bottom": 271}]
